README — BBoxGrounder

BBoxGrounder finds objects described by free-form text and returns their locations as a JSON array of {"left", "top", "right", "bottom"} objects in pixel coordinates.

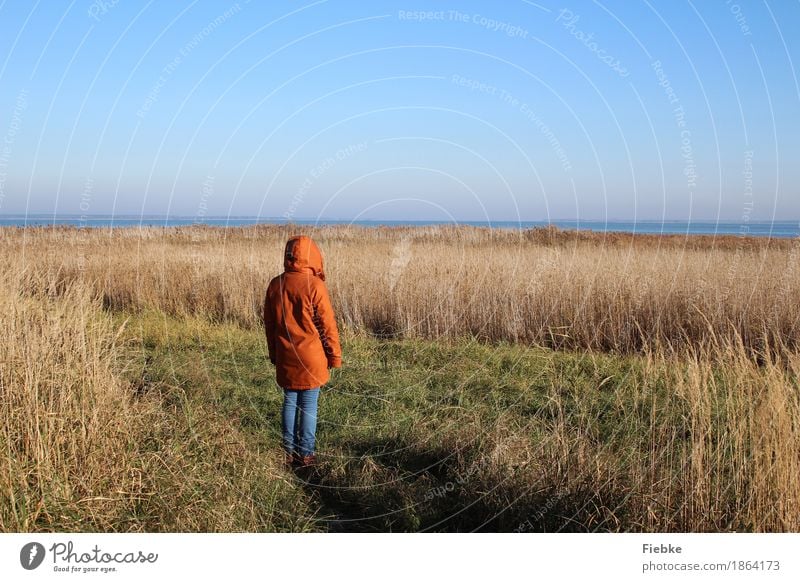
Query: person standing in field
[{"left": 263, "top": 235, "right": 342, "bottom": 469}]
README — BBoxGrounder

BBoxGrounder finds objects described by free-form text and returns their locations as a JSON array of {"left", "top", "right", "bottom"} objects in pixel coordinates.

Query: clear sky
[{"left": 0, "top": 0, "right": 797, "bottom": 222}]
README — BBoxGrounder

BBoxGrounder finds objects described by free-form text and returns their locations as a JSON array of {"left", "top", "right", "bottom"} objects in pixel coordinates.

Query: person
[{"left": 263, "top": 235, "right": 342, "bottom": 469}]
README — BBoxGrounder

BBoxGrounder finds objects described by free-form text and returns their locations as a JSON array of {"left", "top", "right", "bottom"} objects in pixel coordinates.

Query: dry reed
[
  {"left": 0, "top": 264, "right": 312, "bottom": 532},
  {"left": 2, "top": 224, "right": 798, "bottom": 531},
  {"left": 2, "top": 224, "right": 797, "bottom": 354}
]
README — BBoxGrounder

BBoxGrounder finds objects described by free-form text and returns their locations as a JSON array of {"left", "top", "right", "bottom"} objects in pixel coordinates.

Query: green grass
[{"left": 114, "top": 309, "right": 696, "bottom": 532}]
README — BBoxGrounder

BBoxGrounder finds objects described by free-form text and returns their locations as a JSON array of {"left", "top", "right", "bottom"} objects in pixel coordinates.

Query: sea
[{"left": 0, "top": 215, "right": 798, "bottom": 238}]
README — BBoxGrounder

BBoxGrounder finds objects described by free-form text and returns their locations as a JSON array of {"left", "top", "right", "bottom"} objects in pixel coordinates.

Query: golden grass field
[
  {"left": 6, "top": 224, "right": 800, "bottom": 352},
  {"left": 1, "top": 225, "right": 799, "bottom": 532}
]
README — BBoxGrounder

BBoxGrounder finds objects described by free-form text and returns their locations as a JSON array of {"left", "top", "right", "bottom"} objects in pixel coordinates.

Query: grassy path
[{"left": 118, "top": 310, "right": 680, "bottom": 532}]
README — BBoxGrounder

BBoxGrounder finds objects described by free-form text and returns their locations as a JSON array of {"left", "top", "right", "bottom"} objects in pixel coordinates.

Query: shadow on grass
[{"left": 295, "top": 436, "right": 625, "bottom": 532}]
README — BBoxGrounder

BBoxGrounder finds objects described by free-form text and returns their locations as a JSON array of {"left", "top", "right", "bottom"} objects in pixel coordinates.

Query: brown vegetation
[
  {"left": 3, "top": 224, "right": 798, "bottom": 353},
  {"left": 1, "top": 225, "right": 798, "bottom": 532},
  {"left": 0, "top": 266, "right": 313, "bottom": 531}
]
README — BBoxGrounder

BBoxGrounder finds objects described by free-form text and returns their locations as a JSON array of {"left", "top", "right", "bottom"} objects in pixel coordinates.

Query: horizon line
[{"left": 2, "top": 213, "right": 799, "bottom": 224}]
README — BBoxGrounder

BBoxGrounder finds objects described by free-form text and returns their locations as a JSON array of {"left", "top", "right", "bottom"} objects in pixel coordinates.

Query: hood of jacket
[{"left": 283, "top": 235, "right": 325, "bottom": 281}]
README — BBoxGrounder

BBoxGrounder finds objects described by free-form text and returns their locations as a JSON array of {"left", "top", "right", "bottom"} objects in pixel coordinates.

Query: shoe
[
  {"left": 297, "top": 454, "right": 316, "bottom": 468},
  {"left": 285, "top": 452, "right": 300, "bottom": 468}
]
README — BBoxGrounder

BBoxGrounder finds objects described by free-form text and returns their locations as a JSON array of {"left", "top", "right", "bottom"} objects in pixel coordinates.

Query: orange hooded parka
[{"left": 263, "top": 236, "right": 342, "bottom": 389}]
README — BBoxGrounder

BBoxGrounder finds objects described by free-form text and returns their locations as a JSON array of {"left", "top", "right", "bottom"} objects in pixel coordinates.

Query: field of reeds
[
  {"left": 1, "top": 224, "right": 799, "bottom": 532},
  {"left": 4, "top": 224, "right": 799, "bottom": 353}
]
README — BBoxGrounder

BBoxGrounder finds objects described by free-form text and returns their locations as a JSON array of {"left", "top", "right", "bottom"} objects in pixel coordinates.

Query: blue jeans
[{"left": 282, "top": 388, "right": 320, "bottom": 457}]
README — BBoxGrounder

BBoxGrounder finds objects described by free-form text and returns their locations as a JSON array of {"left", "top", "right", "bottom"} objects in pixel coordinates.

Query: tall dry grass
[
  {"left": 0, "top": 273, "right": 134, "bottom": 530},
  {"left": 1, "top": 224, "right": 799, "bottom": 531},
  {"left": 0, "top": 266, "right": 313, "bottom": 532},
  {"left": 2, "top": 224, "right": 798, "bottom": 354},
  {"left": 308, "top": 335, "right": 800, "bottom": 531},
  {"left": 662, "top": 345, "right": 800, "bottom": 530}
]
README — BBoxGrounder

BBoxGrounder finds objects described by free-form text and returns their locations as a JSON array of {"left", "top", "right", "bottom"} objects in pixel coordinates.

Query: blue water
[{"left": 0, "top": 215, "right": 798, "bottom": 238}]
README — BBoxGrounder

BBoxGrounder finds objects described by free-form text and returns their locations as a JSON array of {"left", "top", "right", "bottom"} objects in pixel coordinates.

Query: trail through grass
[{"left": 119, "top": 310, "right": 776, "bottom": 532}]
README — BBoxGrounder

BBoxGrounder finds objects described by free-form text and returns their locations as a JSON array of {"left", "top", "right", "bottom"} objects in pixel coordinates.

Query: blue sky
[{"left": 0, "top": 0, "right": 797, "bottom": 222}]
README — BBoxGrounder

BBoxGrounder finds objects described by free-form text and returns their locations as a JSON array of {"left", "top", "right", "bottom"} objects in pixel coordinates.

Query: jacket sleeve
[
  {"left": 312, "top": 280, "right": 342, "bottom": 368},
  {"left": 263, "top": 285, "right": 276, "bottom": 365}
]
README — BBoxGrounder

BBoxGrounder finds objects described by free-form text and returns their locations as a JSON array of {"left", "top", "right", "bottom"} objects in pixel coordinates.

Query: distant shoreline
[{"left": 1, "top": 217, "right": 798, "bottom": 239}]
